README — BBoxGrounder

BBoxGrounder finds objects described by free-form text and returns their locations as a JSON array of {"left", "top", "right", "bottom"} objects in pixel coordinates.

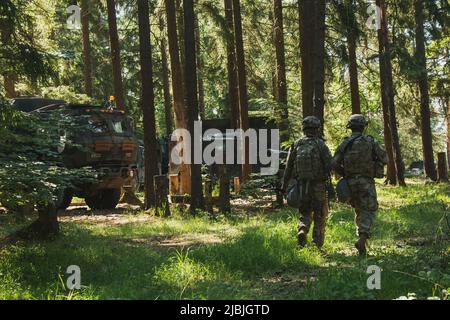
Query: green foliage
[
  {"left": 0, "top": 96, "right": 95, "bottom": 210},
  {"left": 0, "top": 0, "right": 55, "bottom": 83},
  {"left": 40, "top": 86, "right": 91, "bottom": 104}
]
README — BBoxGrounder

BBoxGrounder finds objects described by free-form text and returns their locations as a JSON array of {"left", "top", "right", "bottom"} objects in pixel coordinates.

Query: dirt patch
[
  {"left": 122, "top": 233, "right": 223, "bottom": 248},
  {"left": 231, "top": 195, "right": 278, "bottom": 214},
  {"left": 261, "top": 272, "right": 315, "bottom": 295},
  {"left": 58, "top": 204, "right": 151, "bottom": 226}
]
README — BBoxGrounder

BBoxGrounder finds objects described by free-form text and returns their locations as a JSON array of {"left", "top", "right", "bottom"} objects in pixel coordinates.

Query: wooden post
[
  {"left": 437, "top": 152, "right": 449, "bottom": 182},
  {"left": 219, "top": 165, "right": 231, "bottom": 213},
  {"left": 154, "top": 175, "right": 171, "bottom": 216},
  {"left": 234, "top": 177, "right": 241, "bottom": 194},
  {"left": 204, "top": 178, "right": 213, "bottom": 214}
]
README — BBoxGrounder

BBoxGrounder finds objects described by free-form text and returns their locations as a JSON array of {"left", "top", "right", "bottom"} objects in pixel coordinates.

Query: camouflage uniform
[
  {"left": 332, "top": 115, "right": 387, "bottom": 254},
  {"left": 282, "top": 117, "right": 332, "bottom": 248}
]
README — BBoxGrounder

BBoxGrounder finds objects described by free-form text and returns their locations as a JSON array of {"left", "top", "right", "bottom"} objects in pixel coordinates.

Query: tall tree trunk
[
  {"left": 377, "top": 0, "right": 406, "bottom": 185},
  {"left": 159, "top": 16, "right": 173, "bottom": 136},
  {"left": 224, "top": 0, "right": 240, "bottom": 129},
  {"left": 298, "top": 0, "right": 314, "bottom": 117},
  {"left": 183, "top": 0, "right": 204, "bottom": 212},
  {"left": 273, "top": 0, "right": 289, "bottom": 144},
  {"left": 414, "top": 0, "right": 437, "bottom": 181},
  {"left": 313, "top": 0, "right": 326, "bottom": 126},
  {"left": 348, "top": 32, "right": 361, "bottom": 114},
  {"left": 165, "top": 0, "right": 190, "bottom": 194},
  {"left": 81, "top": 0, "right": 93, "bottom": 97},
  {"left": 195, "top": 14, "right": 205, "bottom": 120},
  {"left": 137, "top": 0, "right": 158, "bottom": 209},
  {"left": 378, "top": 54, "right": 397, "bottom": 185},
  {"left": 233, "top": 0, "right": 251, "bottom": 181},
  {"left": 176, "top": 0, "right": 185, "bottom": 83},
  {"left": 165, "top": 0, "right": 187, "bottom": 129},
  {"left": 382, "top": 2, "right": 406, "bottom": 186},
  {"left": 106, "top": 0, "right": 126, "bottom": 112}
]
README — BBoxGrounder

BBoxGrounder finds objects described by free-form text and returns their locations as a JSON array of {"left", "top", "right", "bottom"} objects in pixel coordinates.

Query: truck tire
[{"left": 85, "top": 189, "right": 121, "bottom": 210}]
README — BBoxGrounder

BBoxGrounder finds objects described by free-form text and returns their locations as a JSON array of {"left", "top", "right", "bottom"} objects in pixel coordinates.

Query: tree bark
[
  {"left": 348, "top": 32, "right": 361, "bottom": 114},
  {"left": 377, "top": 0, "right": 406, "bottom": 186},
  {"left": 383, "top": 2, "right": 406, "bottom": 186},
  {"left": 81, "top": 0, "right": 93, "bottom": 97},
  {"left": 298, "top": 0, "right": 314, "bottom": 117},
  {"left": 106, "top": 0, "right": 126, "bottom": 112},
  {"left": 224, "top": 0, "right": 240, "bottom": 129},
  {"left": 159, "top": 16, "right": 173, "bottom": 136},
  {"left": 183, "top": 0, "right": 204, "bottom": 212},
  {"left": 312, "top": 0, "right": 326, "bottom": 126},
  {"left": 233, "top": 0, "right": 252, "bottom": 181},
  {"left": 414, "top": 0, "right": 437, "bottom": 181},
  {"left": 137, "top": 0, "right": 158, "bottom": 209},
  {"left": 437, "top": 153, "right": 449, "bottom": 182},
  {"left": 273, "top": 0, "right": 289, "bottom": 144},
  {"left": 176, "top": 0, "right": 185, "bottom": 87},
  {"left": 165, "top": 0, "right": 187, "bottom": 129},
  {"left": 195, "top": 14, "right": 205, "bottom": 120}
]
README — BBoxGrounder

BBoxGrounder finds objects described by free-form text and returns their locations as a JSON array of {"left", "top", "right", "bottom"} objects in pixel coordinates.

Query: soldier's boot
[
  {"left": 355, "top": 233, "right": 369, "bottom": 256},
  {"left": 297, "top": 230, "right": 308, "bottom": 248}
]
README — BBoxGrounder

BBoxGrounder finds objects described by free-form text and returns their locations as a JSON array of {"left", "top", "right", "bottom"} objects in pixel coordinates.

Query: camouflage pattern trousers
[
  {"left": 298, "top": 181, "right": 328, "bottom": 247},
  {"left": 348, "top": 177, "right": 379, "bottom": 237}
]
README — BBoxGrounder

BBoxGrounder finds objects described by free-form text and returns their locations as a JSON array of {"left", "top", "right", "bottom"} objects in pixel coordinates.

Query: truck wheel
[{"left": 85, "top": 189, "right": 121, "bottom": 210}]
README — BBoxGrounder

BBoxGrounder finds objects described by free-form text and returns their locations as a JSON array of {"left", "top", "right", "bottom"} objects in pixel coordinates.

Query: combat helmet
[
  {"left": 346, "top": 114, "right": 368, "bottom": 129},
  {"left": 302, "top": 116, "right": 321, "bottom": 130}
]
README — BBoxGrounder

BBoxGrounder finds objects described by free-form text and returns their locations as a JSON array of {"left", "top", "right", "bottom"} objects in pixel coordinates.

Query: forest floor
[{"left": 0, "top": 178, "right": 449, "bottom": 300}]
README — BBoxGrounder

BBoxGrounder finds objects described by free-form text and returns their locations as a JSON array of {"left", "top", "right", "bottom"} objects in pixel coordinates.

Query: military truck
[{"left": 11, "top": 97, "right": 139, "bottom": 210}]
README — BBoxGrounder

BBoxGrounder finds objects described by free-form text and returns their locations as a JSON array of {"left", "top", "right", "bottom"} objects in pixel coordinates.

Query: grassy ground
[{"left": 0, "top": 178, "right": 448, "bottom": 300}]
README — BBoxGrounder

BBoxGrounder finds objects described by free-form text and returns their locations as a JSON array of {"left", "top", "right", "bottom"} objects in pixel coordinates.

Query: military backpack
[
  {"left": 294, "top": 138, "right": 323, "bottom": 181},
  {"left": 342, "top": 135, "right": 383, "bottom": 178}
]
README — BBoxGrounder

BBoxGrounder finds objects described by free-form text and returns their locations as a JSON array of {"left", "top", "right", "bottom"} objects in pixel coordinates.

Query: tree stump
[
  {"left": 154, "top": 175, "right": 171, "bottom": 217},
  {"left": 11, "top": 201, "right": 59, "bottom": 240},
  {"left": 219, "top": 165, "right": 231, "bottom": 213},
  {"left": 437, "top": 152, "right": 449, "bottom": 182}
]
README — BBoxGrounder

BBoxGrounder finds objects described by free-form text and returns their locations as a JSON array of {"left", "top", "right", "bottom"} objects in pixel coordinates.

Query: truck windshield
[{"left": 111, "top": 119, "right": 131, "bottom": 134}]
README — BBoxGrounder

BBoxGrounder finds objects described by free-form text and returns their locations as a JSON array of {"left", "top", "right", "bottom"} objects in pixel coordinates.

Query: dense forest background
[{"left": 1, "top": 0, "right": 449, "bottom": 177}]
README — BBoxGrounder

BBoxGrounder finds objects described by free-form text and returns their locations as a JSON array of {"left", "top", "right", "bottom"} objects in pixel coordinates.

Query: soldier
[
  {"left": 332, "top": 114, "right": 387, "bottom": 255},
  {"left": 282, "top": 116, "right": 332, "bottom": 248}
]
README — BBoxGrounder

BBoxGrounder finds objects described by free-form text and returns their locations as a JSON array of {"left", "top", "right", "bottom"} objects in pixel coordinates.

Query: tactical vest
[
  {"left": 294, "top": 138, "right": 323, "bottom": 181},
  {"left": 343, "top": 135, "right": 376, "bottom": 178}
]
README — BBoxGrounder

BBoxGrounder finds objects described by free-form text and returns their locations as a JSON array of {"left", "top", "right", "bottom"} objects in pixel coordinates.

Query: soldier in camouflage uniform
[
  {"left": 282, "top": 116, "right": 332, "bottom": 248},
  {"left": 332, "top": 115, "right": 388, "bottom": 255}
]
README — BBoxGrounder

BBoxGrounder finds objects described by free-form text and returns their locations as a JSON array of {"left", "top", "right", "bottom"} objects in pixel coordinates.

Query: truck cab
[{"left": 12, "top": 98, "right": 139, "bottom": 210}]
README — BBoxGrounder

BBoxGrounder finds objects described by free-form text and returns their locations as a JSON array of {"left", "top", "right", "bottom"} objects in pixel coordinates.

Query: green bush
[{"left": 0, "top": 96, "right": 95, "bottom": 211}]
